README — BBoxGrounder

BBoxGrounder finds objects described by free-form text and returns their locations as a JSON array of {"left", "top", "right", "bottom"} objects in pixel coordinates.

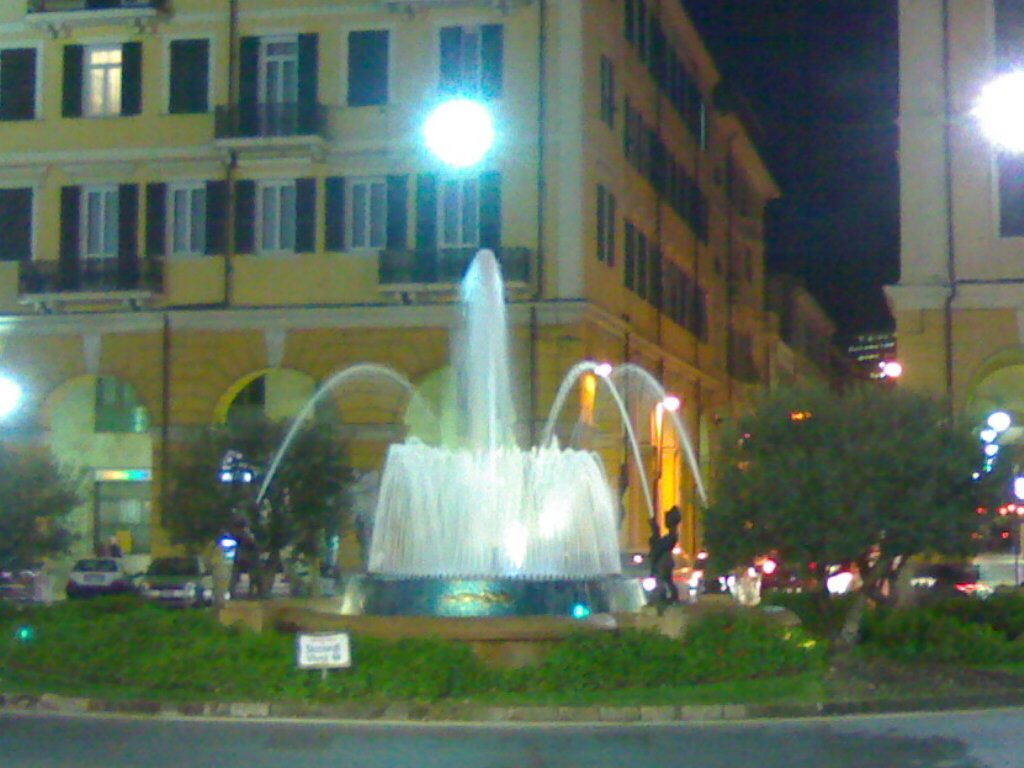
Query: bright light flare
[
  {"left": 880, "top": 361, "right": 902, "bottom": 378},
  {"left": 594, "top": 362, "right": 613, "bottom": 378},
  {"left": 974, "top": 71, "right": 1024, "bottom": 154},
  {"left": 0, "top": 375, "right": 22, "bottom": 420},
  {"left": 641, "top": 576, "right": 657, "bottom": 592},
  {"left": 423, "top": 99, "right": 496, "bottom": 169},
  {"left": 988, "top": 411, "right": 1012, "bottom": 432},
  {"left": 662, "top": 395, "right": 681, "bottom": 412},
  {"left": 760, "top": 558, "right": 778, "bottom": 575}
]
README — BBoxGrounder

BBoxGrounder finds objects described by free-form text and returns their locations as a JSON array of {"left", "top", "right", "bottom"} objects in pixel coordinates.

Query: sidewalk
[{"left": 6, "top": 688, "right": 1024, "bottom": 724}]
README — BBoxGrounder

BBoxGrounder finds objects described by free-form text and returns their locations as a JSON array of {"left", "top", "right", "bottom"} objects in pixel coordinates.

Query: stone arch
[
  {"left": 964, "top": 346, "right": 1024, "bottom": 432},
  {"left": 40, "top": 374, "right": 153, "bottom": 566}
]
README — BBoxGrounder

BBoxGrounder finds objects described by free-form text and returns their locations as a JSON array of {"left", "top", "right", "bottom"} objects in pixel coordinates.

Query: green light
[
  {"left": 15, "top": 625, "right": 34, "bottom": 642},
  {"left": 571, "top": 603, "right": 591, "bottom": 620}
]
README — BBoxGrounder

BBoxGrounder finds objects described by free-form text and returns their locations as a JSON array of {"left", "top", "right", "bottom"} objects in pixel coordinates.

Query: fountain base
[{"left": 338, "top": 574, "right": 645, "bottom": 617}]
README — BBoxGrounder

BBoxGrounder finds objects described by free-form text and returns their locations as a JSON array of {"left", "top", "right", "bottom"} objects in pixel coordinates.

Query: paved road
[{"left": 2, "top": 708, "right": 1021, "bottom": 767}]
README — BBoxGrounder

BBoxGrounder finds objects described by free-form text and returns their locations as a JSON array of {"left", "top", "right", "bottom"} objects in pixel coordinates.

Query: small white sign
[{"left": 296, "top": 632, "right": 351, "bottom": 670}]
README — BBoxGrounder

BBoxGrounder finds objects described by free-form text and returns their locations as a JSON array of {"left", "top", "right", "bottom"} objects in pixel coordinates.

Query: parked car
[
  {"left": 65, "top": 557, "right": 133, "bottom": 599},
  {"left": 138, "top": 556, "right": 213, "bottom": 607},
  {"left": 910, "top": 562, "right": 993, "bottom": 602}
]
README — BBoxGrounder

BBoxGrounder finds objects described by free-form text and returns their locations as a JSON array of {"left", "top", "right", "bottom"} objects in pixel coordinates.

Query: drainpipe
[
  {"left": 941, "top": 0, "right": 957, "bottom": 405},
  {"left": 223, "top": 0, "right": 240, "bottom": 307}
]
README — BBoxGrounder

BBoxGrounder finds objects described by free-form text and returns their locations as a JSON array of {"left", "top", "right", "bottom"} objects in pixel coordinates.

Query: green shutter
[{"left": 62, "top": 45, "right": 83, "bottom": 118}]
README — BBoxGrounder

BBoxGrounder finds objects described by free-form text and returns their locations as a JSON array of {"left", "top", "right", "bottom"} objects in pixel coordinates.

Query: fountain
[{"left": 261, "top": 250, "right": 705, "bottom": 618}]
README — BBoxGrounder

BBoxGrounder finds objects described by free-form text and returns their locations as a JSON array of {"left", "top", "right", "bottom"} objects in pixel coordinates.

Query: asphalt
[{"left": 6, "top": 688, "right": 1024, "bottom": 724}]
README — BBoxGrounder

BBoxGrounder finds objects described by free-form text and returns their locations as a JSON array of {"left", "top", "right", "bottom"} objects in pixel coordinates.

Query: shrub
[
  {"left": 860, "top": 605, "right": 1024, "bottom": 665},
  {"left": 761, "top": 591, "right": 856, "bottom": 640},
  {"left": 518, "top": 614, "right": 824, "bottom": 693}
]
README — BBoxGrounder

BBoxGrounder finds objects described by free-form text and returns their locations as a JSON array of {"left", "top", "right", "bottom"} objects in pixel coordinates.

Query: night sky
[{"left": 683, "top": 0, "right": 899, "bottom": 336}]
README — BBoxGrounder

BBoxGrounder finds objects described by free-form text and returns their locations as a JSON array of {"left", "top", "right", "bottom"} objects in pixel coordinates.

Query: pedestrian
[
  {"left": 648, "top": 505, "right": 682, "bottom": 607},
  {"left": 108, "top": 536, "right": 123, "bottom": 558}
]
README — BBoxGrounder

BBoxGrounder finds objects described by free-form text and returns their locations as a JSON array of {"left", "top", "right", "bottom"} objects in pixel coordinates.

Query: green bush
[
  {"left": 860, "top": 605, "right": 1024, "bottom": 665},
  {"left": 0, "top": 601, "right": 824, "bottom": 701},
  {"left": 761, "top": 591, "right": 856, "bottom": 640},
  {"left": 517, "top": 615, "right": 824, "bottom": 693}
]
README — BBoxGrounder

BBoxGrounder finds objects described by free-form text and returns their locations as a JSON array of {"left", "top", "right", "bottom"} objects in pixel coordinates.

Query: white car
[{"left": 65, "top": 557, "right": 133, "bottom": 599}]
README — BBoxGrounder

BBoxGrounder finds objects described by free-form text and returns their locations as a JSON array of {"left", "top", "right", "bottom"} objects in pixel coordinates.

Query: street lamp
[
  {"left": 422, "top": 98, "right": 496, "bottom": 169},
  {"left": 973, "top": 71, "right": 1024, "bottom": 153}
]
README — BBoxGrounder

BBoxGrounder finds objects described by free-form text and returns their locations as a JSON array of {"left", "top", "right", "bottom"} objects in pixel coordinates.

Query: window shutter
[
  {"left": 205, "top": 180, "right": 227, "bottom": 255},
  {"left": 62, "top": 45, "right": 83, "bottom": 118},
  {"left": 234, "top": 180, "right": 256, "bottom": 254},
  {"left": 0, "top": 50, "right": 36, "bottom": 121},
  {"left": 481, "top": 25, "right": 503, "bottom": 100},
  {"left": 145, "top": 183, "right": 166, "bottom": 257},
  {"left": 169, "top": 39, "right": 209, "bottom": 114},
  {"left": 479, "top": 171, "right": 501, "bottom": 252},
  {"left": 607, "top": 193, "right": 616, "bottom": 267},
  {"left": 295, "top": 177, "right": 317, "bottom": 253},
  {"left": 386, "top": 175, "right": 408, "bottom": 250},
  {"left": 59, "top": 186, "right": 80, "bottom": 289},
  {"left": 121, "top": 42, "right": 142, "bottom": 116},
  {"left": 298, "top": 34, "right": 319, "bottom": 132},
  {"left": 0, "top": 189, "right": 32, "bottom": 261},
  {"left": 439, "top": 27, "right": 462, "bottom": 95},
  {"left": 348, "top": 30, "right": 389, "bottom": 107},
  {"left": 596, "top": 185, "right": 605, "bottom": 263},
  {"left": 239, "top": 36, "right": 259, "bottom": 136},
  {"left": 118, "top": 184, "right": 139, "bottom": 288},
  {"left": 324, "top": 176, "right": 345, "bottom": 251},
  {"left": 415, "top": 174, "right": 438, "bottom": 252}
]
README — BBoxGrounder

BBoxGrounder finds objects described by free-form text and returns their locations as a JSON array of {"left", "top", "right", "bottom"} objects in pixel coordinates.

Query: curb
[{"left": 5, "top": 691, "right": 1024, "bottom": 724}]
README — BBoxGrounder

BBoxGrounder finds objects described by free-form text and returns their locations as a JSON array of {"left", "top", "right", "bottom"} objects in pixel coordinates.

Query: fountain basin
[{"left": 338, "top": 574, "right": 645, "bottom": 617}]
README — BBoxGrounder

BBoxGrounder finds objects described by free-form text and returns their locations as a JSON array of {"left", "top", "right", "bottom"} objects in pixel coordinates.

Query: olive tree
[{"left": 704, "top": 384, "right": 1003, "bottom": 646}]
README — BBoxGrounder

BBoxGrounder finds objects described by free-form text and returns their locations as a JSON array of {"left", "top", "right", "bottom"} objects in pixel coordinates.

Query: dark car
[
  {"left": 65, "top": 558, "right": 133, "bottom": 599},
  {"left": 138, "top": 556, "right": 213, "bottom": 607},
  {"left": 910, "top": 563, "right": 992, "bottom": 602}
]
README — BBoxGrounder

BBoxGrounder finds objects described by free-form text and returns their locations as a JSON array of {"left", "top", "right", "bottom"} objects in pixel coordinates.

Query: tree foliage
[
  {"left": 704, "top": 384, "right": 1003, "bottom": 611},
  {"left": 163, "top": 415, "right": 354, "bottom": 595},
  {"left": 0, "top": 445, "right": 78, "bottom": 571}
]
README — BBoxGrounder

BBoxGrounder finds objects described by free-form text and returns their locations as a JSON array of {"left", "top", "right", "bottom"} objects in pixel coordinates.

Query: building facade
[
  {"left": 891, "top": 0, "right": 1024, "bottom": 437},
  {"left": 0, "top": 0, "right": 777, "bottom": 572}
]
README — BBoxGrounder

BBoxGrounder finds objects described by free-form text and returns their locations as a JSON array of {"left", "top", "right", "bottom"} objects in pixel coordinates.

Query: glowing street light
[
  {"left": 0, "top": 375, "right": 22, "bottom": 420},
  {"left": 423, "top": 98, "right": 496, "bottom": 169},
  {"left": 661, "top": 394, "right": 682, "bottom": 413},
  {"left": 879, "top": 360, "right": 903, "bottom": 379},
  {"left": 974, "top": 71, "right": 1024, "bottom": 154},
  {"left": 988, "top": 411, "right": 1013, "bottom": 433},
  {"left": 593, "top": 362, "right": 613, "bottom": 378}
]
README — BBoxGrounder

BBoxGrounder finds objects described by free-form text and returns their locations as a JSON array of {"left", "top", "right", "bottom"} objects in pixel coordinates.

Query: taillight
[{"left": 955, "top": 582, "right": 976, "bottom": 593}]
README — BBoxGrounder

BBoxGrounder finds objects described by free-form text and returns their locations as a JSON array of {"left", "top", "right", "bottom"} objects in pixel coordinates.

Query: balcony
[
  {"left": 379, "top": 247, "right": 531, "bottom": 292},
  {"left": 214, "top": 103, "right": 328, "bottom": 156},
  {"left": 27, "top": 0, "right": 167, "bottom": 34},
  {"left": 19, "top": 257, "right": 162, "bottom": 311}
]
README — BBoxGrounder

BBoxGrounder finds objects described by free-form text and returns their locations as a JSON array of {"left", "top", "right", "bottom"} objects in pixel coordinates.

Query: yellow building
[
  {"left": 0, "top": 0, "right": 777, "bottom": 572},
  {"left": 890, "top": 0, "right": 1024, "bottom": 440}
]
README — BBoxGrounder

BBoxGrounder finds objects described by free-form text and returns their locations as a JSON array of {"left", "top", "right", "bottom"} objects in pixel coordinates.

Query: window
[
  {"left": 624, "top": 221, "right": 635, "bottom": 290},
  {"left": 95, "top": 377, "right": 148, "bottom": 434},
  {"left": 95, "top": 479, "right": 151, "bottom": 555},
  {"left": 168, "top": 39, "right": 209, "bottom": 114},
  {"left": 349, "top": 178, "right": 387, "bottom": 249},
  {"left": 0, "top": 49, "right": 36, "bottom": 121},
  {"left": 84, "top": 45, "right": 122, "bottom": 117},
  {"left": 167, "top": 183, "right": 206, "bottom": 256},
  {"left": 439, "top": 177, "right": 479, "bottom": 248},
  {"left": 258, "top": 181, "right": 296, "bottom": 253},
  {"left": 600, "top": 55, "right": 615, "bottom": 127},
  {"left": 260, "top": 37, "right": 298, "bottom": 106},
  {"left": 596, "top": 184, "right": 615, "bottom": 265},
  {"left": 439, "top": 25, "right": 502, "bottom": 99},
  {"left": 348, "top": 30, "right": 389, "bottom": 107},
  {"left": 81, "top": 185, "right": 119, "bottom": 258},
  {"left": 636, "top": 229, "right": 648, "bottom": 300}
]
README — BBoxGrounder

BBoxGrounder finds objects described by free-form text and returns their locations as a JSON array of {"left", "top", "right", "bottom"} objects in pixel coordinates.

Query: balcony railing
[
  {"left": 379, "top": 247, "right": 531, "bottom": 289},
  {"left": 19, "top": 257, "right": 162, "bottom": 296},
  {"left": 29, "top": 0, "right": 165, "bottom": 10},
  {"left": 215, "top": 103, "right": 328, "bottom": 141}
]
